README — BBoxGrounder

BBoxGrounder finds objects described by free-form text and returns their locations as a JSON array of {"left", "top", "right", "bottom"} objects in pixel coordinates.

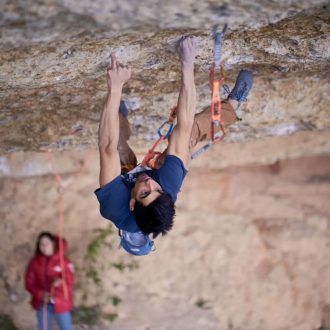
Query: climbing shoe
[
  {"left": 228, "top": 70, "right": 253, "bottom": 103},
  {"left": 119, "top": 100, "right": 129, "bottom": 118}
]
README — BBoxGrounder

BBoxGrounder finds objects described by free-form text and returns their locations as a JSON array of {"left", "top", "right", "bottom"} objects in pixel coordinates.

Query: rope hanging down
[
  {"left": 42, "top": 151, "right": 69, "bottom": 330},
  {"left": 142, "top": 24, "right": 228, "bottom": 168},
  {"left": 46, "top": 151, "right": 69, "bottom": 300},
  {"left": 43, "top": 151, "right": 88, "bottom": 330}
]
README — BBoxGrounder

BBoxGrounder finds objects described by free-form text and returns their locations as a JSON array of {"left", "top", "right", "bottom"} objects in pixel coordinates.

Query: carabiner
[{"left": 157, "top": 121, "right": 174, "bottom": 139}]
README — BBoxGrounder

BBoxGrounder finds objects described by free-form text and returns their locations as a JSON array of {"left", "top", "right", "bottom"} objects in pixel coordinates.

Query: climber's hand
[
  {"left": 107, "top": 53, "right": 131, "bottom": 90},
  {"left": 177, "top": 35, "right": 197, "bottom": 65}
]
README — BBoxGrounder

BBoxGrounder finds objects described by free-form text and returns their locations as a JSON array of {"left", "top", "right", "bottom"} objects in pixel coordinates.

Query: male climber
[{"left": 95, "top": 36, "right": 253, "bottom": 255}]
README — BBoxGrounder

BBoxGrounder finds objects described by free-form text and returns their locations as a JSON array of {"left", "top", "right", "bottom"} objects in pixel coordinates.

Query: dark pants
[{"left": 119, "top": 100, "right": 237, "bottom": 173}]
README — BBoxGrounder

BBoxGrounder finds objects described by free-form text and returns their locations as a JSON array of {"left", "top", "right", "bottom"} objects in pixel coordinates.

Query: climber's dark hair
[
  {"left": 133, "top": 192, "right": 175, "bottom": 239},
  {"left": 35, "top": 231, "right": 56, "bottom": 256}
]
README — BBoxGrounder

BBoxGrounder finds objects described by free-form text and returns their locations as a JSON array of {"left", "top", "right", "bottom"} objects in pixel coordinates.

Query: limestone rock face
[
  {"left": 0, "top": 1, "right": 330, "bottom": 330},
  {"left": 0, "top": 1, "right": 329, "bottom": 153},
  {"left": 1, "top": 151, "right": 330, "bottom": 330}
]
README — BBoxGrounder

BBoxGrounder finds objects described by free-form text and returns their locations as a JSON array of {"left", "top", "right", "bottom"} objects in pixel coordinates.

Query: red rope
[
  {"left": 46, "top": 152, "right": 68, "bottom": 300},
  {"left": 41, "top": 151, "right": 90, "bottom": 329},
  {"left": 55, "top": 174, "right": 69, "bottom": 300},
  {"left": 210, "top": 63, "right": 226, "bottom": 143}
]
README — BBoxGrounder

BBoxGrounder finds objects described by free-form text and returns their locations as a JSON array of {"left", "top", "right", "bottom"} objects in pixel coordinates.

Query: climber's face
[
  {"left": 39, "top": 236, "right": 55, "bottom": 256},
  {"left": 129, "top": 173, "right": 163, "bottom": 209}
]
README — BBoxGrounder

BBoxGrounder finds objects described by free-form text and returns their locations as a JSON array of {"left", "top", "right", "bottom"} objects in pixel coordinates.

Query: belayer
[
  {"left": 25, "top": 232, "right": 74, "bottom": 330},
  {"left": 95, "top": 36, "right": 253, "bottom": 255}
]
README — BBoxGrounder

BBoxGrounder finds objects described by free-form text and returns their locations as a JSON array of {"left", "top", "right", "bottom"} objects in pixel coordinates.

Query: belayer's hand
[
  {"left": 43, "top": 292, "right": 50, "bottom": 303},
  {"left": 107, "top": 53, "right": 131, "bottom": 91},
  {"left": 52, "top": 278, "right": 62, "bottom": 287}
]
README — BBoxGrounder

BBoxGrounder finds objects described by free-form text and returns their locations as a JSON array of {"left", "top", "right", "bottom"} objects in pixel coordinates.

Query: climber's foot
[
  {"left": 227, "top": 70, "right": 253, "bottom": 110},
  {"left": 119, "top": 100, "right": 129, "bottom": 118}
]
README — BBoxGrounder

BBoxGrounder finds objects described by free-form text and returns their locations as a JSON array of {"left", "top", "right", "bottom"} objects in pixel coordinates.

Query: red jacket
[{"left": 25, "top": 237, "right": 74, "bottom": 313}]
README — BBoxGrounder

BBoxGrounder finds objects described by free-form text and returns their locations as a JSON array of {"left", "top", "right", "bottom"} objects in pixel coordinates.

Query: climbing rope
[
  {"left": 46, "top": 151, "right": 69, "bottom": 300},
  {"left": 43, "top": 150, "right": 68, "bottom": 330},
  {"left": 43, "top": 151, "right": 88, "bottom": 330},
  {"left": 142, "top": 25, "right": 228, "bottom": 167},
  {"left": 141, "top": 105, "right": 177, "bottom": 168}
]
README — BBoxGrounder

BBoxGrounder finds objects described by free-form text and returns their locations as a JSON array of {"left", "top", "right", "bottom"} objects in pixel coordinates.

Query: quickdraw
[
  {"left": 141, "top": 105, "right": 177, "bottom": 168},
  {"left": 210, "top": 23, "right": 227, "bottom": 142},
  {"left": 192, "top": 24, "right": 227, "bottom": 159},
  {"left": 142, "top": 25, "right": 228, "bottom": 168}
]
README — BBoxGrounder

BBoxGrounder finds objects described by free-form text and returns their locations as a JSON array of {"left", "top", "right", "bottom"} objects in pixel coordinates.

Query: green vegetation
[
  {"left": 72, "top": 306, "right": 100, "bottom": 326},
  {"left": 84, "top": 227, "right": 113, "bottom": 285},
  {"left": 111, "top": 260, "right": 139, "bottom": 272},
  {"left": 195, "top": 298, "right": 210, "bottom": 309},
  {"left": 104, "top": 313, "right": 118, "bottom": 322},
  {"left": 73, "top": 305, "right": 118, "bottom": 326},
  {"left": 85, "top": 265, "right": 101, "bottom": 285},
  {"left": 111, "top": 295, "right": 122, "bottom": 306},
  {"left": 85, "top": 227, "right": 113, "bottom": 262},
  {"left": 77, "top": 226, "right": 141, "bottom": 323},
  {"left": 0, "top": 314, "right": 19, "bottom": 330},
  {"left": 83, "top": 227, "right": 140, "bottom": 285}
]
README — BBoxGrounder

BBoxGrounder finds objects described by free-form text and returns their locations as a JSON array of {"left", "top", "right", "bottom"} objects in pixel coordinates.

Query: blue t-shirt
[{"left": 94, "top": 155, "right": 188, "bottom": 232}]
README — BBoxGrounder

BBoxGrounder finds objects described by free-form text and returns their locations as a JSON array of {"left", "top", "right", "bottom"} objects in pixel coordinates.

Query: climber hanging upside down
[{"left": 94, "top": 36, "right": 253, "bottom": 255}]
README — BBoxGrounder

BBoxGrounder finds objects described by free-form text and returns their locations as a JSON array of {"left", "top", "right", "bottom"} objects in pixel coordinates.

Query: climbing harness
[{"left": 142, "top": 24, "right": 228, "bottom": 168}]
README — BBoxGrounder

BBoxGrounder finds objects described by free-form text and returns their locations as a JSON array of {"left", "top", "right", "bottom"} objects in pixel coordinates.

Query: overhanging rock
[{"left": 0, "top": 8, "right": 329, "bottom": 153}]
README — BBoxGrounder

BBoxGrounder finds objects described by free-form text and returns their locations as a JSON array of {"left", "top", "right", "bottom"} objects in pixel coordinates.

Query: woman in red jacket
[{"left": 25, "top": 232, "right": 74, "bottom": 330}]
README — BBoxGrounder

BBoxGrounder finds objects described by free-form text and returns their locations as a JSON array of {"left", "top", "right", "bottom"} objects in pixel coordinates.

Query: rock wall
[
  {"left": 0, "top": 1, "right": 329, "bottom": 153},
  {"left": 1, "top": 0, "right": 330, "bottom": 329},
  {"left": 0, "top": 150, "right": 330, "bottom": 330}
]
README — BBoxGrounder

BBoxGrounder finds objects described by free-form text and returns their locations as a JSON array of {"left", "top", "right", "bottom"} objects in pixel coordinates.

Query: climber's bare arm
[
  {"left": 167, "top": 36, "right": 197, "bottom": 168},
  {"left": 99, "top": 54, "right": 131, "bottom": 187}
]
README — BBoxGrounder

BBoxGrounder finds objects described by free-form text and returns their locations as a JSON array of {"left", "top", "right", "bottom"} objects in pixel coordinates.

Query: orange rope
[
  {"left": 210, "top": 63, "right": 226, "bottom": 143},
  {"left": 55, "top": 174, "right": 69, "bottom": 300},
  {"left": 42, "top": 151, "right": 89, "bottom": 329},
  {"left": 46, "top": 152, "right": 68, "bottom": 300},
  {"left": 45, "top": 150, "right": 89, "bottom": 301}
]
